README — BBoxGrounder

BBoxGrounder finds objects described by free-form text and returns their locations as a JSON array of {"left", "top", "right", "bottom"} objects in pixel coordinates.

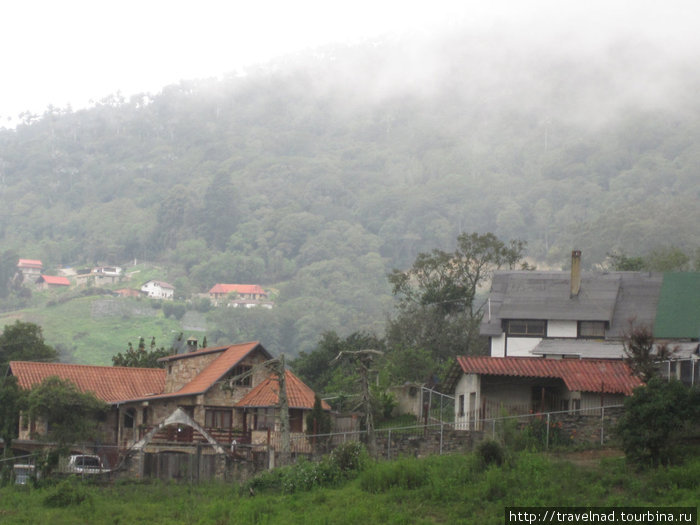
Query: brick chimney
[
  {"left": 186, "top": 336, "right": 198, "bottom": 353},
  {"left": 570, "top": 250, "right": 582, "bottom": 297}
]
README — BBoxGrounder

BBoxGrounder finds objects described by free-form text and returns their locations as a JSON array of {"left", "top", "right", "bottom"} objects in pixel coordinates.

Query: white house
[{"left": 141, "top": 280, "right": 175, "bottom": 300}]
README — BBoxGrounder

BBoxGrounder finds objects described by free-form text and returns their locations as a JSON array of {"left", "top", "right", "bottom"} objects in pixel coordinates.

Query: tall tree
[
  {"left": 0, "top": 375, "right": 23, "bottom": 454},
  {"left": 0, "top": 321, "right": 57, "bottom": 370},
  {"left": 387, "top": 232, "right": 530, "bottom": 365}
]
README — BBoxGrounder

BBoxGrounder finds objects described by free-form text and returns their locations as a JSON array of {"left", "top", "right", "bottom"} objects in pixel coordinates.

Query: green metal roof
[{"left": 653, "top": 273, "right": 700, "bottom": 339}]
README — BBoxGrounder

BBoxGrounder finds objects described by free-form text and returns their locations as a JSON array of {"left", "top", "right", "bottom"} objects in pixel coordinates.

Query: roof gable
[
  {"left": 236, "top": 370, "right": 330, "bottom": 410},
  {"left": 455, "top": 356, "right": 642, "bottom": 395},
  {"left": 9, "top": 361, "right": 165, "bottom": 404}
]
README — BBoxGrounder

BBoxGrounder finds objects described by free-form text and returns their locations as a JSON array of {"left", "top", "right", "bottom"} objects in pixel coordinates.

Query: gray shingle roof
[{"left": 481, "top": 271, "right": 663, "bottom": 338}]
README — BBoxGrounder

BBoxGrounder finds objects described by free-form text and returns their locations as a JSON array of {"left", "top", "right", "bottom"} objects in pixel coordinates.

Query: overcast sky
[{"left": 1, "top": 0, "right": 698, "bottom": 126}]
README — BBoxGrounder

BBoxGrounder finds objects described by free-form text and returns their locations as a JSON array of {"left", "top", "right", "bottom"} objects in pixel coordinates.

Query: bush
[
  {"left": 617, "top": 379, "right": 698, "bottom": 466},
  {"left": 43, "top": 479, "right": 92, "bottom": 508},
  {"left": 476, "top": 439, "right": 505, "bottom": 468},
  {"left": 329, "top": 441, "right": 369, "bottom": 473}
]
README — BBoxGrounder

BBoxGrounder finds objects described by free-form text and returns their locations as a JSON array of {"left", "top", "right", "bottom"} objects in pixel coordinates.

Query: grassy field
[
  {"left": 0, "top": 293, "right": 192, "bottom": 365},
  {"left": 0, "top": 447, "right": 697, "bottom": 525}
]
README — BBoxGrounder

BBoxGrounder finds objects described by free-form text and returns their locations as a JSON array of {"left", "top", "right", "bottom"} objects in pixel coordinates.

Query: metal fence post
[
  {"left": 492, "top": 419, "right": 496, "bottom": 440},
  {"left": 546, "top": 413, "right": 550, "bottom": 450},
  {"left": 440, "top": 423, "right": 444, "bottom": 455},
  {"left": 600, "top": 406, "right": 605, "bottom": 445}
]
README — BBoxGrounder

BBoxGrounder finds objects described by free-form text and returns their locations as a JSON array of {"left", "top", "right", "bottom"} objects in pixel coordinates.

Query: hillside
[{"left": 1, "top": 28, "right": 699, "bottom": 360}]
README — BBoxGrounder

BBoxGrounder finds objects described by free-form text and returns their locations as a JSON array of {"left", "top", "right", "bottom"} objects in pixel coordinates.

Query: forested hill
[{"left": 1, "top": 29, "right": 699, "bottom": 356}]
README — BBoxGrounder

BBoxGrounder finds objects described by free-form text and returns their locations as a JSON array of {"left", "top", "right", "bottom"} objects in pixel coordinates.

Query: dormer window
[
  {"left": 506, "top": 320, "right": 546, "bottom": 337},
  {"left": 578, "top": 321, "right": 606, "bottom": 338}
]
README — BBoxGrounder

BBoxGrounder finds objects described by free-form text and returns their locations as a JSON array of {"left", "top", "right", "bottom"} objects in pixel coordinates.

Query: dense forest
[{"left": 1, "top": 28, "right": 699, "bottom": 359}]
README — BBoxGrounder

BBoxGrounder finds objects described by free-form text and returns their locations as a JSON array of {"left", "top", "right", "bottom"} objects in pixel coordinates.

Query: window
[
  {"left": 458, "top": 395, "right": 465, "bottom": 417},
  {"left": 205, "top": 409, "right": 232, "bottom": 429},
  {"left": 506, "top": 320, "right": 546, "bottom": 337},
  {"left": 231, "top": 365, "right": 252, "bottom": 386},
  {"left": 124, "top": 409, "right": 135, "bottom": 429},
  {"left": 578, "top": 321, "right": 606, "bottom": 338},
  {"left": 571, "top": 399, "right": 581, "bottom": 411}
]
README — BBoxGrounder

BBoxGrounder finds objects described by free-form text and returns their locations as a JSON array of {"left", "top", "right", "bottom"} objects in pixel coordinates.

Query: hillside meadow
[{"left": 0, "top": 448, "right": 697, "bottom": 525}]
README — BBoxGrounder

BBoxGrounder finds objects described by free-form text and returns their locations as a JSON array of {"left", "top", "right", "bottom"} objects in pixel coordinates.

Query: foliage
[
  {"left": 290, "top": 331, "right": 384, "bottom": 396},
  {"left": 0, "top": 321, "right": 57, "bottom": 369},
  {"left": 387, "top": 232, "right": 530, "bottom": 365},
  {"left": 607, "top": 247, "right": 696, "bottom": 272},
  {"left": 0, "top": 375, "right": 24, "bottom": 449},
  {"left": 617, "top": 378, "right": 699, "bottom": 467},
  {"left": 111, "top": 336, "right": 171, "bottom": 368},
  {"left": 305, "top": 394, "right": 331, "bottom": 436},
  {"left": 43, "top": 479, "right": 92, "bottom": 508},
  {"left": 27, "top": 376, "right": 108, "bottom": 448},
  {"left": 622, "top": 323, "right": 676, "bottom": 382},
  {"left": 161, "top": 301, "right": 187, "bottom": 320},
  {"left": 475, "top": 439, "right": 505, "bottom": 468},
  {"left": 246, "top": 442, "right": 369, "bottom": 495}
]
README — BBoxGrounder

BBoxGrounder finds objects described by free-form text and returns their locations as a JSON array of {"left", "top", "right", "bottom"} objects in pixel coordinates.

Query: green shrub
[
  {"left": 476, "top": 439, "right": 505, "bottom": 468},
  {"left": 617, "top": 379, "right": 698, "bottom": 466},
  {"left": 329, "top": 441, "right": 369, "bottom": 473},
  {"left": 43, "top": 479, "right": 92, "bottom": 508}
]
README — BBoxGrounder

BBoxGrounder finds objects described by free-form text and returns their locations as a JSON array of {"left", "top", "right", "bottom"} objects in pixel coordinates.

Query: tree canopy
[
  {"left": 0, "top": 321, "right": 57, "bottom": 370},
  {"left": 387, "top": 232, "right": 530, "bottom": 365}
]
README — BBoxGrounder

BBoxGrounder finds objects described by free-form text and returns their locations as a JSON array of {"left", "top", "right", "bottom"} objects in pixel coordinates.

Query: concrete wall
[
  {"left": 547, "top": 320, "right": 577, "bottom": 338},
  {"left": 505, "top": 337, "right": 542, "bottom": 356}
]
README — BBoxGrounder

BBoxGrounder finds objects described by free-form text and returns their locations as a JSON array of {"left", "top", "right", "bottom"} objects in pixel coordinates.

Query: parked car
[{"left": 66, "top": 454, "right": 107, "bottom": 474}]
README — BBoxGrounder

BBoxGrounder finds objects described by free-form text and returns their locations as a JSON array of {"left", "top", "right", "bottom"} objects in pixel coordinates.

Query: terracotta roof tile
[
  {"left": 9, "top": 361, "right": 165, "bottom": 404},
  {"left": 39, "top": 275, "right": 71, "bottom": 286},
  {"left": 138, "top": 342, "right": 271, "bottom": 402},
  {"left": 236, "top": 370, "right": 330, "bottom": 410},
  {"left": 17, "top": 259, "right": 43, "bottom": 269},
  {"left": 455, "top": 356, "right": 642, "bottom": 395},
  {"left": 209, "top": 284, "right": 266, "bottom": 296}
]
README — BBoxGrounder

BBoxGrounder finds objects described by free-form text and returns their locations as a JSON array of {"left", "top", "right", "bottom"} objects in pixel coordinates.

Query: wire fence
[{"left": 0, "top": 404, "right": 626, "bottom": 484}]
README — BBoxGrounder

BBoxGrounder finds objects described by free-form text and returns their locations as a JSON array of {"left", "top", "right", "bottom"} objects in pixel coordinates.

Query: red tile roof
[
  {"left": 236, "top": 370, "right": 331, "bottom": 410},
  {"left": 9, "top": 361, "right": 165, "bottom": 404},
  {"left": 17, "top": 259, "right": 43, "bottom": 269},
  {"left": 141, "top": 342, "right": 272, "bottom": 402},
  {"left": 209, "top": 284, "right": 267, "bottom": 296},
  {"left": 39, "top": 275, "right": 71, "bottom": 286},
  {"left": 455, "top": 356, "right": 642, "bottom": 395}
]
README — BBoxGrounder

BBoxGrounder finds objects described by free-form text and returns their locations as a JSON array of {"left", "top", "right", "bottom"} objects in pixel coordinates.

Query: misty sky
[{"left": 1, "top": 0, "right": 698, "bottom": 127}]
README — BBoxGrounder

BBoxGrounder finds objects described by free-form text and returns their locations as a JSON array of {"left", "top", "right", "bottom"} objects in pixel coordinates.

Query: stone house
[
  {"left": 208, "top": 284, "right": 268, "bottom": 306},
  {"left": 6, "top": 340, "right": 330, "bottom": 476}
]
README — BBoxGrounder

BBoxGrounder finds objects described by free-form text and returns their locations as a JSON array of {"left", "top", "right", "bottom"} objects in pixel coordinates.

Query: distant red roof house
[
  {"left": 36, "top": 275, "right": 71, "bottom": 288},
  {"left": 17, "top": 259, "right": 43, "bottom": 281},
  {"left": 17, "top": 259, "right": 43, "bottom": 269},
  {"left": 209, "top": 284, "right": 267, "bottom": 301}
]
